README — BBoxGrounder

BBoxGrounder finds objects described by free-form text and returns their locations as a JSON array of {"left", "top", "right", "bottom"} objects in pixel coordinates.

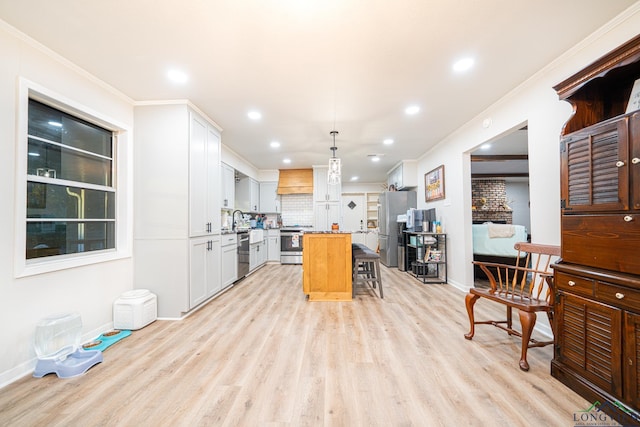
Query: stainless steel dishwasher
[{"left": 237, "top": 231, "right": 250, "bottom": 279}]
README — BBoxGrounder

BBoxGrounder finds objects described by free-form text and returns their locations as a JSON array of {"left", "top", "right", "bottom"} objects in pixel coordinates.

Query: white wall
[
  {"left": 0, "top": 21, "right": 135, "bottom": 386},
  {"left": 414, "top": 5, "right": 640, "bottom": 295}
]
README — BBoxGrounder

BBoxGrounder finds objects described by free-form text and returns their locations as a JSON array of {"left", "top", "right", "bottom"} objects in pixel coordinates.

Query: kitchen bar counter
[{"left": 302, "top": 233, "right": 352, "bottom": 301}]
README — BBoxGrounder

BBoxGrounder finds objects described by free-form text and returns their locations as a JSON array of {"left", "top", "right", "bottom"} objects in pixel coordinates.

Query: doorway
[{"left": 470, "top": 125, "right": 531, "bottom": 282}]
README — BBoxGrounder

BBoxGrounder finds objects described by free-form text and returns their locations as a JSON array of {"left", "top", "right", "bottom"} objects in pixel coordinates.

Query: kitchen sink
[{"left": 249, "top": 229, "right": 264, "bottom": 244}]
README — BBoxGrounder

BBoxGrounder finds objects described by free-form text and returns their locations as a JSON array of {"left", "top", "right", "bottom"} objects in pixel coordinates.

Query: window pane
[
  {"left": 28, "top": 138, "right": 112, "bottom": 186},
  {"left": 27, "top": 183, "right": 115, "bottom": 219},
  {"left": 28, "top": 99, "right": 112, "bottom": 157},
  {"left": 26, "top": 221, "right": 115, "bottom": 259}
]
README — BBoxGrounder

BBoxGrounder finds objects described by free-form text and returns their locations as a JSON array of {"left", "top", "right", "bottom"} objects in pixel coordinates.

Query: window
[{"left": 26, "top": 99, "right": 116, "bottom": 259}]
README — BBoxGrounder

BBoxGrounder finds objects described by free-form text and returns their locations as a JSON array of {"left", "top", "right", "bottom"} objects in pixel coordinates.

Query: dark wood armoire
[{"left": 552, "top": 35, "right": 640, "bottom": 425}]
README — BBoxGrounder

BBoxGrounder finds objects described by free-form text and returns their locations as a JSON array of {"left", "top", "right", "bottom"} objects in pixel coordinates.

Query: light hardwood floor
[{"left": 0, "top": 264, "right": 590, "bottom": 426}]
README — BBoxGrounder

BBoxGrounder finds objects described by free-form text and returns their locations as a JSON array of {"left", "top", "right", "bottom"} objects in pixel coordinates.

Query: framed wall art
[{"left": 425, "top": 165, "right": 445, "bottom": 202}]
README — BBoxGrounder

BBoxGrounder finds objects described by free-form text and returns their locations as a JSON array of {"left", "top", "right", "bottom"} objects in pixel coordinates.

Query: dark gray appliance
[
  {"left": 378, "top": 191, "right": 416, "bottom": 267},
  {"left": 407, "top": 208, "right": 436, "bottom": 232},
  {"left": 237, "top": 231, "right": 249, "bottom": 279},
  {"left": 280, "top": 228, "right": 304, "bottom": 264}
]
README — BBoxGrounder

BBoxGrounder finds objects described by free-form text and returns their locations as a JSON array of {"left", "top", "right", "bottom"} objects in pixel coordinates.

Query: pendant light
[{"left": 328, "top": 130, "right": 341, "bottom": 185}]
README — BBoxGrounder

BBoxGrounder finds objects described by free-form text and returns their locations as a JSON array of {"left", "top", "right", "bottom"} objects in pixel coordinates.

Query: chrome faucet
[{"left": 231, "top": 210, "right": 244, "bottom": 231}]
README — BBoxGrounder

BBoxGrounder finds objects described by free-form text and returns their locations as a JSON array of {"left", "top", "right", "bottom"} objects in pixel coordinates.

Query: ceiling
[{"left": 1, "top": 1, "right": 637, "bottom": 183}]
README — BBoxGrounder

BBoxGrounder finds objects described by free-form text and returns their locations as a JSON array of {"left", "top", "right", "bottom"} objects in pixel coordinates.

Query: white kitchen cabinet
[
  {"left": 314, "top": 202, "right": 341, "bottom": 231},
  {"left": 351, "top": 232, "right": 366, "bottom": 246},
  {"left": 221, "top": 162, "right": 235, "bottom": 211},
  {"left": 313, "top": 166, "right": 341, "bottom": 202},
  {"left": 313, "top": 165, "right": 341, "bottom": 231},
  {"left": 266, "top": 229, "right": 280, "bottom": 262},
  {"left": 190, "top": 116, "right": 221, "bottom": 236},
  {"left": 133, "top": 102, "right": 223, "bottom": 318},
  {"left": 259, "top": 181, "right": 279, "bottom": 213},
  {"left": 387, "top": 160, "right": 417, "bottom": 190},
  {"left": 190, "top": 236, "right": 221, "bottom": 308},
  {"left": 249, "top": 240, "right": 266, "bottom": 271},
  {"left": 365, "top": 231, "right": 379, "bottom": 251},
  {"left": 236, "top": 177, "right": 260, "bottom": 212},
  {"left": 221, "top": 233, "right": 238, "bottom": 287}
]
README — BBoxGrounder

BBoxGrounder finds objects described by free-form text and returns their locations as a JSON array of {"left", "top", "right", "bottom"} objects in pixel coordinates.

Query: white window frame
[{"left": 14, "top": 78, "right": 133, "bottom": 277}]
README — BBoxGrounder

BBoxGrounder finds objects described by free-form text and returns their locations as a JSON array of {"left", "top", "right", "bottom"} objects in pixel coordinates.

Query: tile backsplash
[{"left": 281, "top": 194, "right": 313, "bottom": 226}]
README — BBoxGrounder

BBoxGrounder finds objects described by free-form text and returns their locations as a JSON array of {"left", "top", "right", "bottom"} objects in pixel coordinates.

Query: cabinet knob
[
  {"left": 632, "top": 157, "right": 640, "bottom": 164},
  {"left": 568, "top": 280, "right": 576, "bottom": 286},
  {"left": 616, "top": 160, "right": 625, "bottom": 167},
  {"left": 624, "top": 215, "right": 633, "bottom": 222},
  {"left": 615, "top": 292, "right": 625, "bottom": 299}
]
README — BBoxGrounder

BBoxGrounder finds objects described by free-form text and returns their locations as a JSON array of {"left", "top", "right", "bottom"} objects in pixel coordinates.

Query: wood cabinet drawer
[
  {"left": 562, "top": 214, "right": 640, "bottom": 275},
  {"left": 555, "top": 271, "right": 594, "bottom": 297},
  {"left": 596, "top": 282, "right": 640, "bottom": 312}
]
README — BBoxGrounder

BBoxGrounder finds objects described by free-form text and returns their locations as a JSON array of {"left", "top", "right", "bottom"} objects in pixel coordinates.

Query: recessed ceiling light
[
  {"left": 283, "top": 158, "right": 291, "bottom": 164},
  {"left": 405, "top": 105, "right": 420, "bottom": 115},
  {"left": 270, "top": 141, "right": 280, "bottom": 148},
  {"left": 480, "top": 143, "right": 492, "bottom": 150},
  {"left": 350, "top": 176, "right": 359, "bottom": 181},
  {"left": 371, "top": 156, "right": 381, "bottom": 162},
  {"left": 167, "top": 69, "right": 189, "bottom": 84},
  {"left": 453, "top": 57, "right": 474, "bottom": 73},
  {"left": 247, "top": 111, "right": 262, "bottom": 120},
  {"left": 383, "top": 138, "right": 394, "bottom": 145}
]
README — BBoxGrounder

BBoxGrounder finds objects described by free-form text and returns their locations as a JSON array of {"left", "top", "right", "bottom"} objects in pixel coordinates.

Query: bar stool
[{"left": 352, "top": 244, "right": 383, "bottom": 298}]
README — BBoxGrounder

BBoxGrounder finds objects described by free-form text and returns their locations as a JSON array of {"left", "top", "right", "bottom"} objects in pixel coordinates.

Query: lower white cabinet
[
  {"left": 365, "top": 231, "right": 378, "bottom": 251},
  {"left": 351, "top": 232, "right": 366, "bottom": 245},
  {"left": 351, "top": 231, "right": 378, "bottom": 251},
  {"left": 221, "top": 234, "right": 237, "bottom": 287},
  {"left": 189, "top": 236, "right": 221, "bottom": 309},
  {"left": 249, "top": 240, "right": 267, "bottom": 271},
  {"left": 267, "top": 230, "right": 280, "bottom": 262}
]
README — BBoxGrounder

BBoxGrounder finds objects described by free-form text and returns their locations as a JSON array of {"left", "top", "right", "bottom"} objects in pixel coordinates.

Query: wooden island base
[{"left": 302, "top": 232, "right": 352, "bottom": 301}]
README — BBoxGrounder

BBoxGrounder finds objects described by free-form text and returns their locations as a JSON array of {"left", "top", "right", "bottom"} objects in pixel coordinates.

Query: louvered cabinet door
[
  {"left": 560, "top": 117, "right": 630, "bottom": 212},
  {"left": 556, "top": 292, "right": 623, "bottom": 396}
]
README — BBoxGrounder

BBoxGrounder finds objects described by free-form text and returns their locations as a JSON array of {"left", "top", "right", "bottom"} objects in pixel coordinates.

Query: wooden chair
[{"left": 464, "top": 242, "right": 560, "bottom": 371}]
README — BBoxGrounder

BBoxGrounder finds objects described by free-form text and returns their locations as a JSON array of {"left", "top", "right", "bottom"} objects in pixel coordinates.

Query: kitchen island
[{"left": 302, "top": 232, "right": 352, "bottom": 301}]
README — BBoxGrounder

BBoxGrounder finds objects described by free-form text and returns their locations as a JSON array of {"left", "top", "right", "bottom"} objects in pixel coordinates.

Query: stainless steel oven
[{"left": 280, "top": 229, "right": 304, "bottom": 264}]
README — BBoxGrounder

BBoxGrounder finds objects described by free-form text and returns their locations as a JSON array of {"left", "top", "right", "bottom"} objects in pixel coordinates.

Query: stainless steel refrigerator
[{"left": 378, "top": 191, "right": 417, "bottom": 267}]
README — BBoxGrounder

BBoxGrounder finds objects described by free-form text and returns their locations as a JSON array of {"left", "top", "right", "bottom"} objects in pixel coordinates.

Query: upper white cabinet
[
  {"left": 134, "top": 104, "right": 220, "bottom": 239},
  {"left": 259, "top": 181, "right": 279, "bottom": 213},
  {"left": 221, "top": 162, "right": 235, "bottom": 211},
  {"left": 189, "top": 114, "right": 221, "bottom": 236},
  {"left": 388, "top": 160, "right": 417, "bottom": 190},
  {"left": 236, "top": 177, "right": 260, "bottom": 212},
  {"left": 314, "top": 202, "right": 341, "bottom": 231},
  {"left": 313, "top": 165, "right": 341, "bottom": 231},
  {"left": 313, "top": 166, "right": 341, "bottom": 202}
]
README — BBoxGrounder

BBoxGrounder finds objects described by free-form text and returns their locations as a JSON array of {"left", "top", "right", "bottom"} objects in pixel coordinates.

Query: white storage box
[{"left": 113, "top": 289, "right": 157, "bottom": 330}]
